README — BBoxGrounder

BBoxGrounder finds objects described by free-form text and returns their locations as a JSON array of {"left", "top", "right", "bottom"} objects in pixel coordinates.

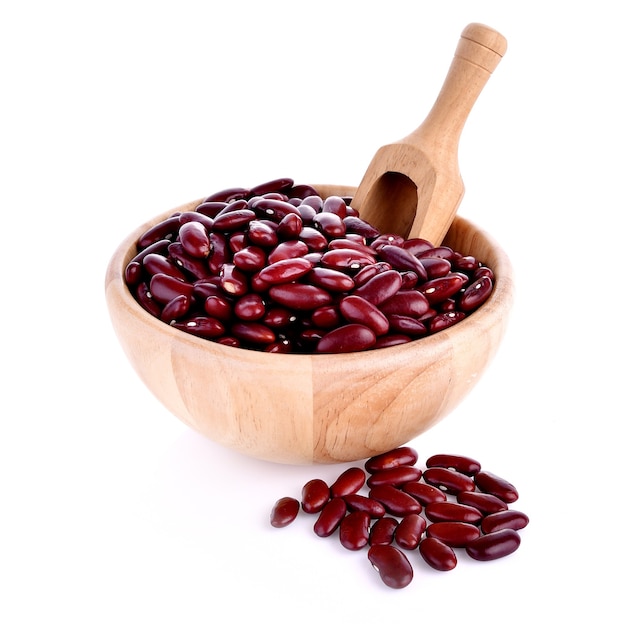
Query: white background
[{"left": 1, "top": 1, "right": 624, "bottom": 622}]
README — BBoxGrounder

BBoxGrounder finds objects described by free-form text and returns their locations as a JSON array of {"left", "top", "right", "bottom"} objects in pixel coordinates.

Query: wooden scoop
[{"left": 351, "top": 23, "right": 507, "bottom": 246}]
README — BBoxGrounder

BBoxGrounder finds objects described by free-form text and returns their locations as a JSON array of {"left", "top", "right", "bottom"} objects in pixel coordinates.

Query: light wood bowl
[{"left": 105, "top": 184, "right": 514, "bottom": 464}]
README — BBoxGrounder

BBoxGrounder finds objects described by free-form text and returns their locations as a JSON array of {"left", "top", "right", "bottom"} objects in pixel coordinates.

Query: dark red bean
[
  {"left": 454, "top": 255, "right": 478, "bottom": 272},
  {"left": 298, "top": 226, "right": 329, "bottom": 252},
  {"left": 160, "top": 293, "right": 191, "bottom": 323},
  {"left": 327, "top": 237, "right": 377, "bottom": 257},
  {"left": 249, "top": 177, "right": 294, "bottom": 197},
  {"left": 134, "top": 281, "right": 161, "bottom": 317},
  {"left": 233, "top": 293, "right": 266, "bottom": 321},
  {"left": 263, "top": 307, "right": 296, "bottom": 328},
  {"left": 417, "top": 245, "right": 455, "bottom": 261},
  {"left": 178, "top": 220, "right": 210, "bottom": 258},
  {"left": 343, "top": 494, "right": 386, "bottom": 518},
  {"left": 379, "top": 290, "right": 430, "bottom": 318},
  {"left": 423, "top": 467, "right": 476, "bottom": 495},
  {"left": 258, "top": 257, "right": 313, "bottom": 284},
  {"left": 419, "top": 274, "right": 466, "bottom": 305},
  {"left": 204, "top": 186, "right": 249, "bottom": 203},
  {"left": 172, "top": 316, "right": 226, "bottom": 339},
  {"left": 322, "top": 195, "right": 348, "bottom": 218},
  {"left": 270, "top": 496, "right": 300, "bottom": 528},
  {"left": 320, "top": 248, "right": 376, "bottom": 271},
  {"left": 211, "top": 209, "right": 256, "bottom": 233},
  {"left": 419, "top": 537, "right": 457, "bottom": 571},
  {"left": 394, "top": 513, "right": 426, "bottom": 550},
  {"left": 365, "top": 446, "right": 418, "bottom": 472},
  {"left": 208, "top": 232, "right": 231, "bottom": 274},
  {"left": 276, "top": 212, "right": 303, "bottom": 239},
  {"left": 231, "top": 321, "right": 275, "bottom": 345},
  {"left": 376, "top": 245, "right": 427, "bottom": 281},
  {"left": 424, "top": 502, "right": 483, "bottom": 525},
  {"left": 329, "top": 467, "right": 366, "bottom": 498},
  {"left": 426, "top": 453, "right": 481, "bottom": 476},
  {"left": 269, "top": 283, "right": 332, "bottom": 311},
  {"left": 374, "top": 334, "right": 413, "bottom": 348},
  {"left": 371, "top": 233, "right": 404, "bottom": 249},
  {"left": 307, "top": 267, "right": 355, "bottom": 293},
  {"left": 456, "top": 491, "right": 509, "bottom": 515},
  {"left": 352, "top": 269, "right": 402, "bottom": 305},
  {"left": 481, "top": 510, "right": 529, "bottom": 534},
  {"left": 301, "top": 479, "right": 330, "bottom": 514},
  {"left": 195, "top": 200, "right": 228, "bottom": 217},
  {"left": 204, "top": 294, "right": 233, "bottom": 322},
  {"left": 419, "top": 256, "right": 452, "bottom": 279},
  {"left": 233, "top": 246, "right": 267, "bottom": 272},
  {"left": 465, "top": 528, "right": 521, "bottom": 561},
  {"left": 343, "top": 215, "right": 380, "bottom": 239},
  {"left": 352, "top": 262, "right": 392, "bottom": 287},
  {"left": 220, "top": 263, "right": 248, "bottom": 296},
  {"left": 313, "top": 211, "right": 346, "bottom": 238},
  {"left": 247, "top": 220, "right": 279, "bottom": 247},
  {"left": 295, "top": 203, "right": 318, "bottom": 224},
  {"left": 339, "top": 511, "right": 371, "bottom": 551},
  {"left": 402, "top": 237, "right": 433, "bottom": 256},
  {"left": 179, "top": 210, "right": 214, "bottom": 231},
  {"left": 426, "top": 521, "right": 480, "bottom": 547},
  {"left": 142, "top": 253, "right": 187, "bottom": 280},
  {"left": 429, "top": 311, "right": 466, "bottom": 333},
  {"left": 369, "top": 485, "right": 422, "bottom": 517},
  {"left": 313, "top": 497, "right": 347, "bottom": 537},
  {"left": 137, "top": 215, "right": 180, "bottom": 249},
  {"left": 368, "top": 545, "right": 413, "bottom": 589},
  {"left": 168, "top": 242, "right": 212, "bottom": 280},
  {"left": 459, "top": 275, "right": 494, "bottom": 312},
  {"left": 369, "top": 517, "right": 399, "bottom": 546},
  {"left": 474, "top": 265, "right": 495, "bottom": 281},
  {"left": 254, "top": 198, "right": 301, "bottom": 222},
  {"left": 474, "top": 471, "right": 519, "bottom": 503},
  {"left": 149, "top": 273, "right": 194, "bottom": 304},
  {"left": 402, "top": 481, "right": 447, "bottom": 506},
  {"left": 129, "top": 238, "right": 171, "bottom": 266},
  {"left": 315, "top": 324, "right": 377, "bottom": 354},
  {"left": 366, "top": 466, "right": 422, "bottom": 488},
  {"left": 339, "top": 295, "right": 390, "bottom": 336},
  {"left": 386, "top": 314, "right": 428, "bottom": 337},
  {"left": 267, "top": 240, "right": 309, "bottom": 263},
  {"left": 125, "top": 260, "right": 143, "bottom": 286},
  {"left": 310, "top": 304, "right": 341, "bottom": 329}
]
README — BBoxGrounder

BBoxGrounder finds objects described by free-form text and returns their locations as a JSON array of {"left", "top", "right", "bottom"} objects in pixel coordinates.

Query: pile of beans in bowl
[
  {"left": 125, "top": 178, "right": 495, "bottom": 354},
  {"left": 270, "top": 446, "right": 528, "bottom": 589}
]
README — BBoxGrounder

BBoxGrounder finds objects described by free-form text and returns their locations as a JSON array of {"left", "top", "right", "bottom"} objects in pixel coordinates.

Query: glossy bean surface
[
  {"left": 368, "top": 545, "right": 413, "bottom": 589},
  {"left": 315, "top": 324, "right": 377, "bottom": 354},
  {"left": 329, "top": 467, "right": 366, "bottom": 498},
  {"left": 313, "top": 497, "right": 347, "bottom": 537},
  {"left": 369, "top": 485, "right": 422, "bottom": 517},
  {"left": 426, "top": 521, "right": 481, "bottom": 547},
  {"left": 365, "top": 446, "right": 418, "bottom": 472},
  {"left": 419, "top": 537, "right": 457, "bottom": 571},
  {"left": 342, "top": 494, "right": 386, "bottom": 518},
  {"left": 474, "top": 471, "right": 519, "bottom": 503},
  {"left": 456, "top": 491, "right": 508, "bottom": 515},
  {"left": 423, "top": 467, "right": 476, "bottom": 495},
  {"left": 366, "top": 466, "right": 422, "bottom": 488},
  {"left": 301, "top": 479, "right": 330, "bottom": 514},
  {"left": 481, "top": 509, "right": 529, "bottom": 534},
  {"left": 426, "top": 453, "right": 481, "bottom": 476},
  {"left": 394, "top": 513, "right": 426, "bottom": 550},
  {"left": 402, "top": 481, "right": 447, "bottom": 506},
  {"left": 425, "top": 501, "right": 483, "bottom": 525},
  {"left": 465, "top": 528, "right": 521, "bottom": 561},
  {"left": 270, "top": 497, "right": 300, "bottom": 528},
  {"left": 369, "top": 517, "right": 398, "bottom": 546},
  {"left": 339, "top": 511, "right": 371, "bottom": 550}
]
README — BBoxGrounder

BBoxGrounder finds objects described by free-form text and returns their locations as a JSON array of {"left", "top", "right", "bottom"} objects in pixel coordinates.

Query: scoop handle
[{"left": 404, "top": 23, "right": 507, "bottom": 151}]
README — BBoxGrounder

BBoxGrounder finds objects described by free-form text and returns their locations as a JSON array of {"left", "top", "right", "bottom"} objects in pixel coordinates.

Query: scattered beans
[
  {"left": 270, "top": 445, "right": 527, "bottom": 590},
  {"left": 125, "top": 179, "right": 496, "bottom": 353}
]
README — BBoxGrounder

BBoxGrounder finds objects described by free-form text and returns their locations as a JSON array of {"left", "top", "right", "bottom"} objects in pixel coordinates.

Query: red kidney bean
[
  {"left": 423, "top": 467, "right": 476, "bottom": 495},
  {"left": 220, "top": 263, "right": 248, "bottom": 296},
  {"left": 352, "top": 262, "right": 391, "bottom": 287},
  {"left": 320, "top": 248, "right": 376, "bottom": 271},
  {"left": 263, "top": 307, "right": 296, "bottom": 328},
  {"left": 417, "top": 245, "right": 455, "bottom": 261},
  {"left": 231, "top": 321, "right": 275, "bottom": 345},
  {"left": 204, "top": 295, "right": 233, "bottom": 321},
  {"left": 369, "top": 484, "right": 422, "bottom": 517},
  {"left": 368, "top": 545, "right": 413, "bottom": 589},
  {"left": 426, "top": 521, "right": 480, "bottom": 547},
  {"left": 247, "top": 219, "right": 279, "bottom": 247},
  {"left": 142, "top": 253, "right": 187, "bottom": 280},
  {"left": 456, "top": 491, "right": 508, "bottom": 515},
  {"left": 125, "top": 260, "right": 143, "bottom": 286},
  {"left": 270, "top": 496, "right": 300, "bottom": 528},
  {"left": 322, "top": 195, "right": 348, "bottom": 218},
  {"left": 179, "top": 210, "right": 214, "bottom": 231},
  {"left": 481, "top": 510, "right": 529, "bottom": 534},
  {"left": 369, "top": 517, "right": 399, "bottom": 546},
  {"left": 339, "top": 511, "right": 371, "bottom": 551},
  {"left": 419, "top": 537, "right": 457, "bottom": 572},
  {"left": 233, "top": 246, "right": 267, "bottom": 272},
  {"left": 402, "top": 481, "right": 447, "bottom": 506},
  {"left": 313, "top": 497, "right": 347, "bottom": 537},
  {"left": 343, "top": 215, "right": 381, "bottom": 239},
  {"left": 327, "top": 237, "right": 377, "bottom": 257},
  {"left": 465, "top": 528, "right": 521, "bottom": 561},
  {"left": 474, "top": 471, "right": 519, "bottom": 503},
  {"left": 250, "top": 177, "right": 294, "bottom": 197},
  {"left": 419, "top": 274, "right": 466, "bottom": 305},
  {"left": 474, "top": 265, "right": 495, "bottom": 281},
  {"left": 426, "top": 453, "right": 482, "bottom": 476},
  {"left": 425, "top": 501, "right": 483, "bottom": 525},
  {"left": 459, "top": 275, "right": 494, "bottom": 312},
  {"left": 129, "top": 238, "right": 171, "bottom": 266},
  {"left": 315, "top": 324, "right": 377, "bottom": 354},
  {"left": 371, "top": 233, "right": 404, "bottom": 249},
  {"left": 178, "top": 221, "right": 210, "bottom": 259},
  {"left": 172, "top": 315, "right": 226, "bottom": 339},
  {"left": 419, "top": 256, "right": 452, "bottom": 279},
  {"left": 307, "top": 267, "right": 355, "bottom": 292},
  {"left": 137, "top": 215, "right": 180, "bottom": 249},
  {"left": 313, "top": 211, "right": 346, "bottom": 238},
  {"left": 267, "top": 239, "right": 309, "bottom": 263},
  {"left": 276, "top": 212, "right": 303, "bottom": 239},
  {"left": 339, "top": 295, "right": 390, "bottom": 336},
  {"left": 310, "top": 305, "right": 341, "bottom": 329},
  {"left": 352, "top": 269, "right": 402, "bottom": 305},
  {"left": 258, "top": 257, "right": 313, "bottom": 284},
  {"left": 299, "top": 193, "right": 324, "bottom": 211},
  {"left": 301, "top": 479, "right": 331, "bottom": 514},
  {"left": 430, "top": 311, "right": 466, "bottom": 333},
  {"left": 298, "top": 226, "right": 329, "bottom": 252},
  {"left": 343, "top": 494, "right": 386, "bottom": 518},
  {"left": 204, "top": 186, "right": 249, "bottom": 203},
  {"left": 379, "top": 290, "right": 430, "bottom": 319},
  {"left": 233, "top": 293, "right": 266, "bottom": 321},
  {"left": 149, "top": 273, "right": 194, "bottom": 304},
  {"left": 134, "top": 281, "right": 162, "bottom": 317},
  {"left": 195, "top": 200, "right": 229, "bottom": 217},
  {"left": 386, "top": 314, "right": 428, "bottom": 337},
  {"left": 168, "top": 242, "right": 212, "bottom": 280},
  {"left": 269, "top": 283, "right": 332, "bottom": 311},
  {"left": 394, "top": 513, "right": 426, "bottom": 550},
  {"left": 365, "top": 446, "right": 418, "bottom": 473},
  {"left": 402, "top": 237, "right": 433, "bottom": 255},
  {"left": 208, "top": 232, "right": 230, "bottom": 274},
  {"left": 161, "top": 293, "right": 191, "bottom": 323},
  {"left": 329, "top": 467, "right": 366, "bottom": 498},
  {"left": 366, "top": 466, "right": 422, "bottom": 488},
  {"left": 399, "top": 270, "right": 419, "bottom": 290},
  {"left": 375, "top": 334, "right": 413, "bottom": 348},
  {"left": 454, "top": 255, "right": 478, "bottom": 272},
  {"left": 254, "top": 198, "right": 301, "bottom": 222},
  {"left": 376, "top": 245, "right": 427, "bottom": 281}
]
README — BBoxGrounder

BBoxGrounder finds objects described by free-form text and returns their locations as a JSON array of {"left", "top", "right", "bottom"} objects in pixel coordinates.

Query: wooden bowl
[{"left": 105, "top": 184, "right": 514, "bottom": 464}]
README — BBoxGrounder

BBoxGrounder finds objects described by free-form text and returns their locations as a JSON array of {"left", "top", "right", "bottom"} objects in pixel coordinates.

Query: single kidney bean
[
  {"left": 399, "top": 270, "right": 419, "bottom": 290},
  {"left": 149, "top": 273, "right": 194, "bottom": 304},
  {"left": 320, "top": 248, "right": 376, "bottom": 271},
  {"left": 368, "top": 545, "right": 413, "bottom": 589},
  {"left": 258, "top": 257, "right": 313, "bottom": 284},
  {"left": 178, "top": 220, "right": 210, "bottom": 258},
  {"left": 423, "top": 467, "right": 476, "bottom": 495},
  {"left": 143, "top": 253, "right": 187, "bottom": 280},
  {"left": 249, "top": 177, "right": 293, "bottom": 197},
  {"left": 327, "top": 237, "right": 377, "bottom": 257},
  {"left": 402, "top": 237, "right": 433, "bottom": 255},
  {"left": 481, "top": 510, "right": 529, "bottom": 534},
  {"left": 267, "top": 239, "right": 309, "bottom": 263},
  {"left": 339, "top": 511, "right": 371, "bottom": 550},
  {"left": 298, "top": 226, "right": 329, "bottom": 251},
  {"left": 366, "top": 466, "right": 422, "bottom": 488},
  {"left": 474, "top": 471, "right": 519, "bottom": 503},
  {"left": 313, "top": 211, "right": 346, "bottom": 238},
  {"left": 375, "top": 334, "right": 413, "bottom": 348},
  {"left": 322, "top": 195, "right": 348, "bottom": 218},
  {"left": 125, "top": 260, "right": 143, "bottom": 286},
  {"left": 465, "top": 528, "right": 521, "bottom": 561},
  {"left": 313, "top": 497, "right": 347, "bottom": 537},
  {"left": 456, "top": 491, "right": 508, "bottom": 515},
  {"left": 233, "top": 246, "right": 267, "bottom": 272},
  {"left": 129, "top": 238, "right": 171, "bottom": 266},
  {"left": 339, "top": 295, "right": 390, "bottom": 336},
  {"left": 137, "top": 215, "right": 180, "bottom": 249},
  {"left": 419, "top": 256, "right": 452, "bottom": 279},
  {"left": 343, "top": 494, "right": 386, "bottom": 518},
  {"left": 394, "top": 513, "right": 426, "bottom": 550},
  {"left": 134, "top": 281, "right": 162, "bottom": 317},
  {"left": 369, "top": 517, "right": 399, "bottom": 546},
  {"left": 371, "top": 233, "right": 404, "bottom": 249},
  {"left": 329, "top": 467, "right": 366, "bottom": 498},
  {"left": 343, "top": 215, "right": 381, "bottom": 239},
  {"left": 459, "top": 275, "right": 494, "bottom": 312},
  {"left": 263, "top": 307, "right": 296, "bottom": 328},
  {"left": 204, "top": 186, "right": 249, "bottom": 203},
  {"left": 402, "top": 481, "right": 447, "bottom": 506},
  {"left": 426, "top": 521, "right": 480, "bottom": 547},
  {"left": 254, "top": 197, "right": 301, "bottom": 221},
  {"left": 310, "top": 305, "right": 342, "bottom": 329},
  {"left": 172, "top": 315, "right": 226, "bottom": 339},
  {"left": 376, "top": 245, "right": 427, "bottom": 281},
  {"left": 369, "top": 484, "right": 422, "bottom": 517},
  {"left": 454, "top": 254, "right": 478, "bottom": 272},
  {"left": 419, "top": 537, "right": 457, "bottom": 572},
  {"left": 168, "top": 242, "right": 212, "bottom": 280},
  {"left": 352, "top": 269, "right": 402, "bottom": 305},
  {"left": 429, "top": 311, "right": 466, "bottom": 333},
  {"left": 270, "top": 496, "right": 300, "bottom": 528},
  {"left": 301, "top": 479, "right": 331, "bottom": 514},
  {"left": 233, "top": 293, "right": 266, "bottom": 321},
  {"left": 417, "top": 245, "right": 455, "bottom": 261},
  {"left": 247, "top": 219, "right": 279, "bottom": 247},
  {"left": 426, "top": 453, "right": 481, "bottom": 476},
  {"left": 208, "top": 232, "right": 231, "bottom": 274},
  {"left": 195, "top": 200, "right": 228, "bottom": 217},
  {"left": 179, "top": 210, "right": 214, "bottom": 232},
  {"left": 379, "top": 290, "right": 430, "bottom": 318},
  {"left": 474, "top": 265, "right": 495, "bottom": 281},
  {"left": 231, "top": 321, "right": 275, "bottom": 345},
  {"left": 315, "top": 324, "right": 377, "bottom": 353},
  {"left": 220, "top": 263, "right": 248, "bottom": 296},
  {"left": 161, "top": 293, "right": 191, "bottom": 323},
  {"left": 386, "top": 314, "right": 428, "bottom": 337},
  {"left": 307, "top": 267, "right": 355, "bottom": 292},
  {"left": 269, "top": 283, "right": 332, "bottom": 311},
  {"left": 276, "top": 212, "right": 303, "bottom": 239},
  {"left": 365, "top": 446, "right": 418, "bottom": 472},
  {"left": 425, "top": 502, "right": 483, "bottom": 525},
  {"left": 419, "top": 274, "right": 466, "bottom": 305},
  {"left": 204, "top": 294, "right": 233, "bottom": 321}
]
